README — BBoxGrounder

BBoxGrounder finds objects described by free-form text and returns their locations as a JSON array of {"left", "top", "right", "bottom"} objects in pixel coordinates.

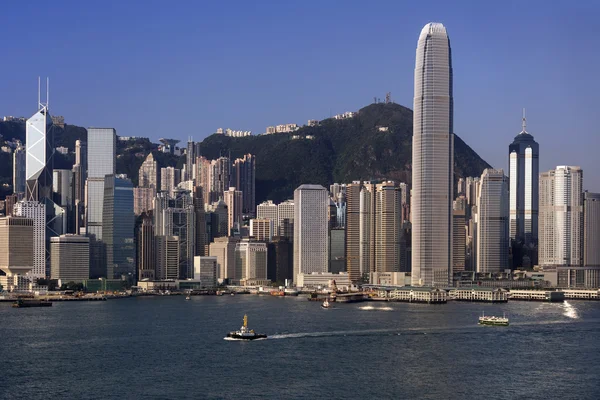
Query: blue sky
[{"left": 1, "top": 0, "right": 598, "bottom": 190}]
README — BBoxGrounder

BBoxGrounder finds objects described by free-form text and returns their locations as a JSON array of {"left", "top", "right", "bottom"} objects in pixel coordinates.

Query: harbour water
[{"left": 1, "top": 296, "right": 599, "bottom": 399}]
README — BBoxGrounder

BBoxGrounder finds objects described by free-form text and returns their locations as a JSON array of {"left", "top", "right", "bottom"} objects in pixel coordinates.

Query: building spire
[{"left": 521, "top": 108, "right": 527, "bottom": 134}]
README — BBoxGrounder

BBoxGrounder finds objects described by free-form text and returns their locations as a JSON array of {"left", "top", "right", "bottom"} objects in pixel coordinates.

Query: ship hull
[
  {"left": 478, "top": 320, "right": 509, "bottom": 326},
  {"left": 226, "top": 332, "right": 267, "bottom": 340}
]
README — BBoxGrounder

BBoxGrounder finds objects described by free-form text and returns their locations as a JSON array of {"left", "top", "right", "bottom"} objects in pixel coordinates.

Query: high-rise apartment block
[
  {"left": 411, "top": 23, "right": 454, "bottom": 287},
  {"left": 476, "top": 169, "right": 509, "bottom": 273},
  {"left": 293, "top": 185, "right": 328, "bottom": 282},
  {"left": 539, "top": 166, "right": 584, "bottom": 267},
  {"left": 374, "top": 182, "right": 402, "bottom": 273},
  {"left": 50, "top": 235, "right": 90, "bottom": 281},
  {"left": 345, "top": 182, "right": 361, "bottom": 282},
  {"left": 134, "top": 187, "right": 155, "bottom": 216},
  {"left": 257, "top": 200, "right": 278, "bottom": 232}
]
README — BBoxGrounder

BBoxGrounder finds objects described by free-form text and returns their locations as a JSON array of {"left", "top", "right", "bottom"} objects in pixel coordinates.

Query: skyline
[{"left": 1, "top": 1, "right": 599, "bottom": 191}]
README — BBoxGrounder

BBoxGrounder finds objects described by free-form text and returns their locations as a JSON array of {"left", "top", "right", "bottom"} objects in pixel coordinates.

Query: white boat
[
  {"left": 322, "top": 299, "right": 331, "bottom": 309},
  {"left": 478, "top": 312, "right": 509, "bottom": 326},
  {"left": 185, "top": 295, "right": 191, "bottom": 300}
]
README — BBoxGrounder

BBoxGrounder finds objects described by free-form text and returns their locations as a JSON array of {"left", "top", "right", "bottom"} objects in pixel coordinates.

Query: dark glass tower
[{"left": 508, "top": 112, "right": 539, "bottom": 245}]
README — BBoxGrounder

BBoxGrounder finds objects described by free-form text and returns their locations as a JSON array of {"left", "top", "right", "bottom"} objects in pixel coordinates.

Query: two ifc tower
[{"left": 411, "top": 23, "right": 538, "bottom": 286}]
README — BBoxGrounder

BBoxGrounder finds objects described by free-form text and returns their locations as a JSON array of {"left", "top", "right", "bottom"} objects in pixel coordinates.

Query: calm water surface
[{"left": 1, "top": 296, "right": 599, "bottom": 399}]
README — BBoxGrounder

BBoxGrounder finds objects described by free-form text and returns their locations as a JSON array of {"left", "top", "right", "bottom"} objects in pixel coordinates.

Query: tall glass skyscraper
[
  {"left": 508, "top": 112, "right": 539, "bottom": 245},
  {"left": 86, "top": 128, "right": 116, "bottom": 241},
  {"left": 411, "top": 22, "right": 454, "bottom": 287},
  {"left": 103, "top": 174, "right": 134, "bottom": 279}
]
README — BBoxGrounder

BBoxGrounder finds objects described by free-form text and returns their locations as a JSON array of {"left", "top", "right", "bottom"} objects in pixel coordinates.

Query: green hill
[
  {"left": 0, "top": 102, "right": 490, "bottom": 203},
  {"left": 199, "top": 102, "right": 490, "bottom": 203}
]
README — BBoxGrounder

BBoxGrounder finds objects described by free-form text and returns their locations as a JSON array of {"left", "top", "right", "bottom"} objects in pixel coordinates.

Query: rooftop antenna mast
[
  {"left": 38, "top": 76, "right": 41, "bottom": 109},
  {"left": 46, "top": 77, "right": 50, "bottom": 111},
  {"left": 521, "top": 108, "right": 527, "bottom": 133}
]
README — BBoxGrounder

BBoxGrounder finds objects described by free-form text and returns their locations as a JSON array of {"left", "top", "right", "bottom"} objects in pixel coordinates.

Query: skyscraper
[
  {"left": 139, "top": 153, "right": 158, "bottom": 189},
  {"left": 209, "top": 236, "right": 240, "bottom": 281},
  {"left": 103, "top": 175, "right": 135, "bottom": 279},
  {"left": 345, "top": 182, "right": 361, "bottom": 282},
  {"left": 411, "top": 22, "right": 454, "bottom": 287},
  {"left": 257, "top": 200, "right": 278, "bottom": 234},
  {"left": 0, "top": 216, "right": 34, "bottom": 291},
  {"left": 539, "top": 166, "right": 584, "bottom": 267},
  {"left": 195, "top": 156, "right": 212, "bottom": 207},
  {"left": 476, "top": 169, "right": 509, "bottom": 273},
  {"left": 155, "top": 235, "right": 179, "bottom": 280},
  {"left": 154, "top": 191, "right": 195, "bottom": 279},
  {"left": 293, "top": 185, "right": 328, "bottom": 282},
  {"left": 133, "top": 187, "right": 155, "bottom": 216},
  {"left": 359, "top": 182, "right": 376, "bottom": 276},
  {"left": 25, "top": 102, "right": 54, "bottom": 203},
  {"left": 193, "top": 187, "right": 207, "bottom": 257},
  {"left": 232, "top": 154, "right": 256, "bottom": 214},
  {"left": 185, "top": 140, "right": 195, "bottom": 182},
  {"left": 235, "top": 240, "right": 268, "bottom": 285},
  {"left": 160, "top": 167, "right": 181, "bottom": 198},
  {"left": 584, "top": 192, "right": 600, "bottom": 268},
  {"left": 12, "top": 143, "right": 26, "bottom": 196},
  {"left": 277, "top": 199, "right": 294, "bottom": 240},
  {"left": 86, "top": 128, "right": 116, "bottom": 241},
  {"left": 50, "top": 235, "right": 90, "bottom": 281},
  {"left": 374, "top": 182, "right": 402, "bottom": 273},
  {"left": 13, "top": 201, "right": 46, "bottom": 279},
  {"left": 137, "top": 213, "right": 155, "bottom": 280},
  {"left": 224, "top": 187, "right": 243, "bottom": 236},
  {"left": 250, "top": 218, "right": 273, "bottom": 241},
  {"left": 72, "top": 139, "right": 87, "bottom": 234},
  {"left": 210, "top": 156, "right": 231, "bottom": 203},
  {"left": 509, "top": 111, "right": 539, "bottom": 245}
]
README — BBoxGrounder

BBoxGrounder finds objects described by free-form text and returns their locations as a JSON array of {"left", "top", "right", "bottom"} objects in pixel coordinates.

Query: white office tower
[
  {"left": 293, "top": 185, "right": 328, "bottom": 283},
  {"left": 14, "top": 201, "right": 46, "bottom": 279},
  {"left": 411, "top": 22, "right": 454, "bottom": 287},
  {"left": 256, "top": 200, "right": 278, "bottom": 234},
  {"left": 86, "top": 128, "right": 116, "bottom": 241},
  {"left": 476, "top": 169, "right": 509, "bottom": 273},
  {"left": 539, "top": 166, "right": 584, "bottom": 267},
  {"left": 50, "top": 235, "right": 90, "bottom": 281}
]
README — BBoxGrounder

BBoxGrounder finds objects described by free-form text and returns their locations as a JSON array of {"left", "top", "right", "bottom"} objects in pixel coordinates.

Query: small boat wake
[
  {"left": 358, "top": 305, "right": 393, "bottom": 311},
  {"left": 563, "top": 301, "right": 579, "bottom": 319}
]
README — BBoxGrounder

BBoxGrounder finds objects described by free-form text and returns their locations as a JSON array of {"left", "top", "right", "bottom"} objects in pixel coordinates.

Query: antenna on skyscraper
[
  {"left": 46, "top": 77, "right": 50, "bottom": 111},
  {"left": 521, "top": 108, "right": 527, "bottom": 133},
  {"left": 38, "top": 77, "right": 41, "bottom": 109}
]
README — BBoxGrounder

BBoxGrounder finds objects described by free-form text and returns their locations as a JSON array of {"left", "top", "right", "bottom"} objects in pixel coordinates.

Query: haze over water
[{"left": 2, "top": 297, "right": 599, "bottom": 399}]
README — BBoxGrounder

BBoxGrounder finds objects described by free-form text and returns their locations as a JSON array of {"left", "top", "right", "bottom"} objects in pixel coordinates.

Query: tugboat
[
  {"left": 227, "top": 315, "right": 267, "bottom": 340},
  {"left": 478, "top": 312, "right": 509, "bottom": 326},
  {"left": 321, "top": 299, "right": 331, "bottom": 309}
]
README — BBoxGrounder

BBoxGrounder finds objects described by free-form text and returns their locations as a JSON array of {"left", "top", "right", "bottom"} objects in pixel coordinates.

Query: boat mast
[{"left": 243, "top": 314, "right": 248, "bottom": 328}]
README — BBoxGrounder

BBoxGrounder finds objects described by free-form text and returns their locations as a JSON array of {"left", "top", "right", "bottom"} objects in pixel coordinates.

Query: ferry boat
[
  {"left": 322, "top": 299, "right": 331, "bottom": 309},
  {"left": 478, "top": 312, "right": 509, "bottom": 326},
  {"left": 185, "top": 295, "right": 191, "bottom": 300},
  {"left": 12, "top": 299, "right": 52, "bottom": 308},
  {"left": 227, "top": 315, "right": 267, "bottom": 340}
]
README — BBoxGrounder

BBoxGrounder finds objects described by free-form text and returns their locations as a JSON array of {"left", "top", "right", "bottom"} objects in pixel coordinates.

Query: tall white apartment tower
[
  {"left": 476, "top": 169, "right": 509, "bottom": 273},
  {"left": 293, "top": 185, "right": 328, "bottom": 282},
  {"left": 411, "top": 22, "right": 454, "bottom": 286},
  {"left": 539, "top": 166, "right": 584, "bottom": 267}
]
